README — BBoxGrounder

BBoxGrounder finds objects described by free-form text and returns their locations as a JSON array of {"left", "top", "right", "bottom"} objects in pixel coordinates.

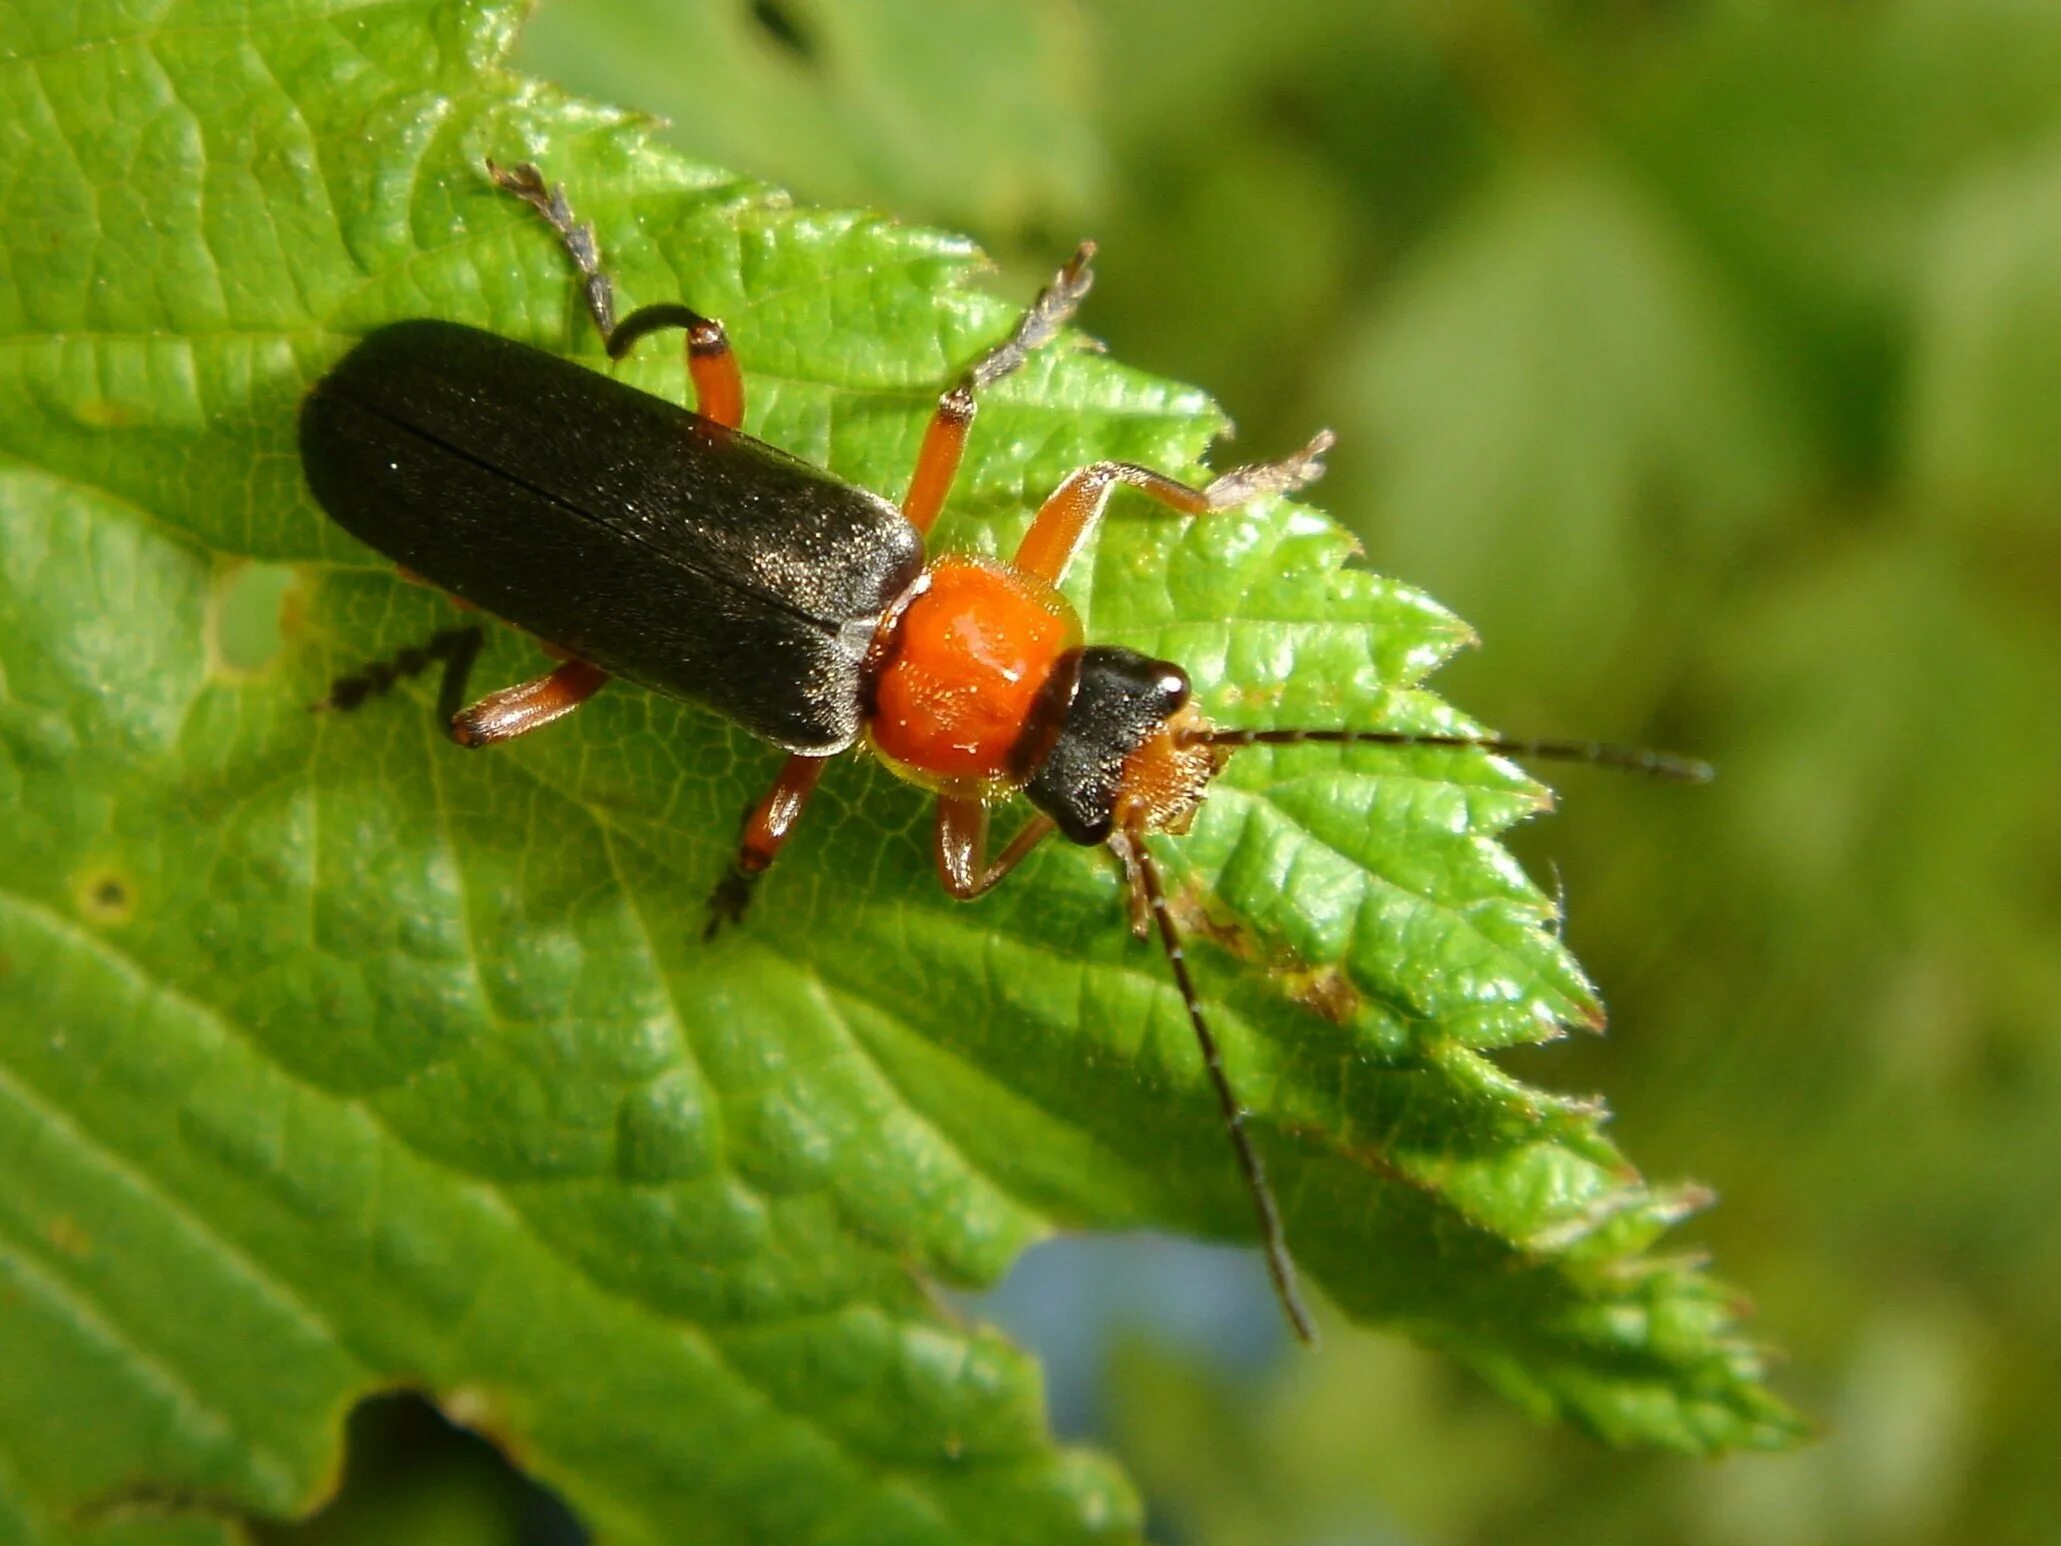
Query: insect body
[{"left": 302, "top": 162, "right": 1709, "bottom": 1342}]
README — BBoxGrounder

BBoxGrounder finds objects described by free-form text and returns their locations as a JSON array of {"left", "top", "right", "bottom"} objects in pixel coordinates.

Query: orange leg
[
  {"left": 1014, "top": 430, "right": 1335, "bottom": 587},
  {"left": 395, "top": 566, "right": 481, "bottom": 610},
  {"left": 449, "top": 658, "right": 611, "bottom": 746},
  {"left": 489, "top": 159, "right": 745, "bottom": 428},
  {"left": 934, "top": 794, "right": 1058, "bottom": 900},
  {"left": 901, "top": 385, "right": 976, "bottom": 538},
  {"left": 901, "top": 243, "right": 1097, "bottom": 537},
  {"left": 738, "top": 753, "right": 831, "bottom": 873},
  {"left": 705, "top": 753, "right": 832, "bottom": 937},
  {"left": 611, "top": 303, "right": 743, "bottom": 429}
]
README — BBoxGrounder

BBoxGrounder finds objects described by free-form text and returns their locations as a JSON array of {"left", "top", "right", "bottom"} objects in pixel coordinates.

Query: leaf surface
[{"left": 0, "top": 0, "right": 1798, "bottom": 1539}]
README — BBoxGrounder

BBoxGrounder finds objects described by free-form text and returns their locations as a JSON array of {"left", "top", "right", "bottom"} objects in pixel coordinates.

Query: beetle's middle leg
[
  {"left": 487, "top": 159, "right": 745, "bottom": 429},
  {"left": 901, "top": 243, "right": 1098, "bottom": 536},
  {"left": 1012, "top": 430, "right": 1335, "bottom": 587}
]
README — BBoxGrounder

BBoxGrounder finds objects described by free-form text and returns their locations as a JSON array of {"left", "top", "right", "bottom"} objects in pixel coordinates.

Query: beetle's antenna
[
  {"left": 1189, "top": 727, "right": 1714, "bottom": 783},
  {"left": 1123, "top": 829, "right": 1317, "bottom": 1344}
]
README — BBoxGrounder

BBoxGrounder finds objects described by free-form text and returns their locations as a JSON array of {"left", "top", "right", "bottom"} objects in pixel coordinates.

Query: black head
[{"left": 1017, "top": 646, "right": 1224, "bottom": 844}]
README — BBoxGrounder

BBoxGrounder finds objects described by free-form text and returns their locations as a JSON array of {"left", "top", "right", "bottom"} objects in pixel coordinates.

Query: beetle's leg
[
  {"left": 317, "top": 626, "right": 482, "bottom": 715},
  {"left": 903, "top": 243, "right": 1097, "bottom": 537},
  {"left": 610, "top": 304, "right": 744, "bottom": 428},
  {"left": 1108, "top": 826, "right": 1156, "bottom": 940},
  {"left": 488, "top": 160, "right": 622, "bottom": 349},
  {"left": 487, "top": 160, "right": 747, "bottom": 429},
  {"left": 705, "top": 753, "right": 832, "bottom": 936},
  {"left": 738, "top": 753, "right": 831, "bottom": 872},
  {"left": 934, "top": 794, "right": 1059, "bottom": 899},
  {"left": 1013, "top": 431, "right": 1334, "bottom": 586},
  {"left": 324, "top": 615, "right": 610, "bottom": 746},
  {"left": 449, "top": 658, "right": 611, "bottom": 747}
]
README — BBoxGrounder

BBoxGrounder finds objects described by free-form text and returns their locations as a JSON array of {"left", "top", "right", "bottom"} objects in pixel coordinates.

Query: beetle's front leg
[
  {"left": 934, "top": 794, "right": 1057, "bottom": 900},
  {"left": 704, "top": 753, "right": 832, "bottom": 937},
  {"left": 1013, "top": 431, "right": 1334, "bottom": 587}
]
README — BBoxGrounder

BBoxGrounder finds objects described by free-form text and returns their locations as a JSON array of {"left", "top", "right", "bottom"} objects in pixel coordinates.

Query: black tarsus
[
  {"left": 703, "top": 864, "right": 757, "bottom": 940},
  {"left": 486, "top": 159, "right": 618, "bottom": 346},
  {"left": 962, "top": 242, "right": 1098, "bottom": 392},
  {"left": 317, "top": 626, "right": 484, "bottom": 733},
  {"left": 1128, "top": 834, "right": 1317, "bottom": 1344},
  {"left": 486, "top": 161, "right": 732, "bottom": 367}
]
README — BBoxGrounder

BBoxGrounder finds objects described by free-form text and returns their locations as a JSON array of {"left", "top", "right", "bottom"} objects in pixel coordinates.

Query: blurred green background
[{"left": 281, "top": 1, "right": 2061, "bottom": 1541}]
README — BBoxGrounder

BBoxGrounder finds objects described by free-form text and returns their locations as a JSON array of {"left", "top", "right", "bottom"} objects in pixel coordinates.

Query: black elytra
[{"left": 302, "top": 320, "right": 924, "bottom": 755}]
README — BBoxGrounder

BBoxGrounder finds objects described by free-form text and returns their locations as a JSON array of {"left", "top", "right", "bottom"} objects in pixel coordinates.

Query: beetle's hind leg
[{"left": 487, "top": 159, "right": 745, "bottom": 429}]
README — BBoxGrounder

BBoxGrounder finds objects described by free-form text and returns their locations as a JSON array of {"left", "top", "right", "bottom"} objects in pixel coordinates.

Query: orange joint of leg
[{"left": 688, "top": 325, "right": 744, "bottom": 429}]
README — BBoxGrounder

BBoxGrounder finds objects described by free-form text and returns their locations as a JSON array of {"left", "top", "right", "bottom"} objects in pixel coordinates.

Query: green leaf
[{"left": 0, "top": 0, "right": 1798, "bottom": 1539}]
